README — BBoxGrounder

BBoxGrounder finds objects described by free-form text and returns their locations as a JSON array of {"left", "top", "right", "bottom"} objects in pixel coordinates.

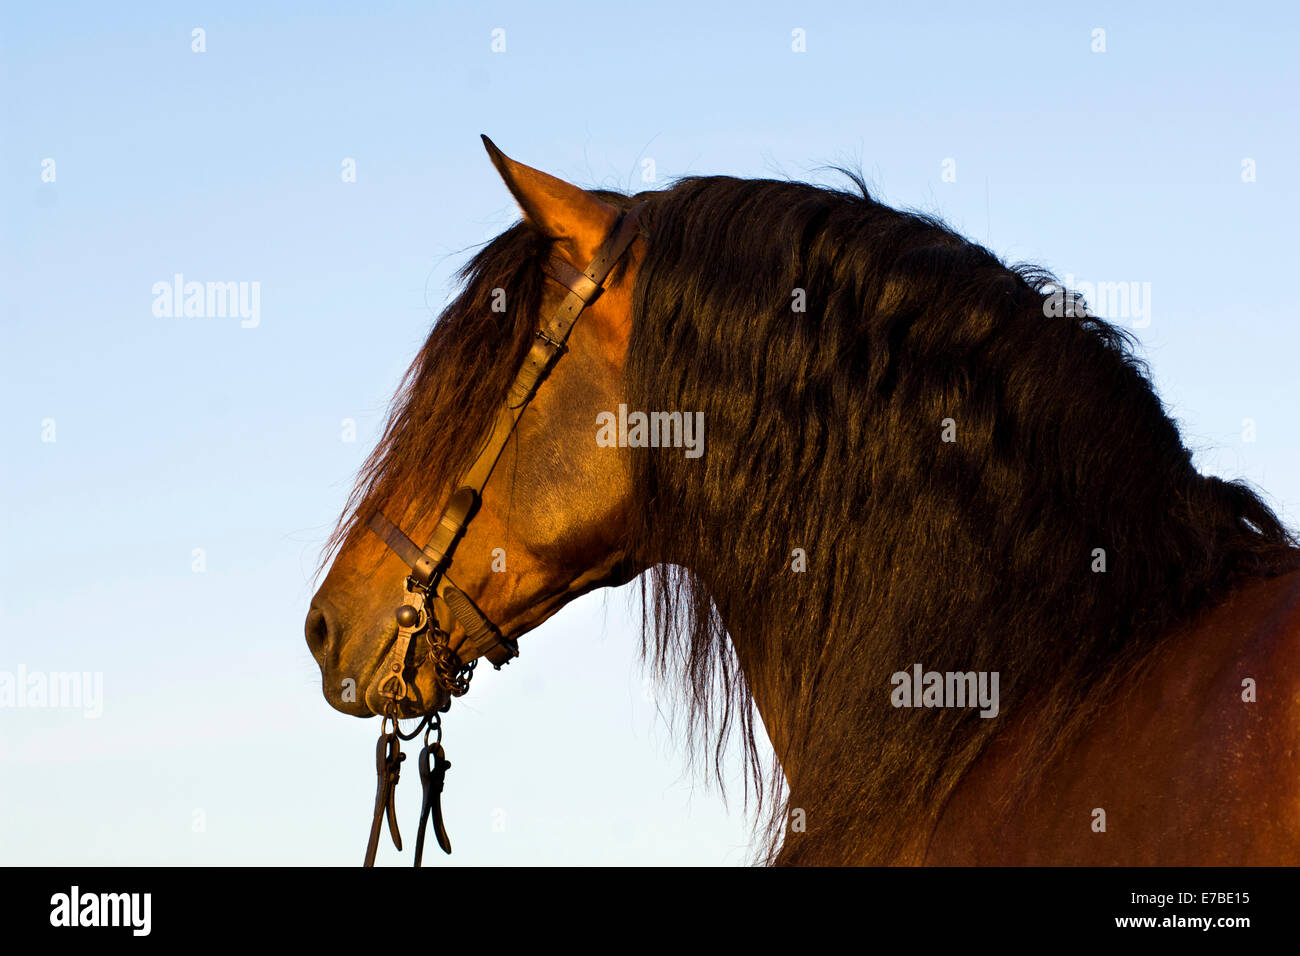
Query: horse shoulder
[
  {"left": 925, "top": 567, "right": 1300, "bottom": 864},
  {"left": 1148, "top": 566, "right": 1300, "bottom": 863}
]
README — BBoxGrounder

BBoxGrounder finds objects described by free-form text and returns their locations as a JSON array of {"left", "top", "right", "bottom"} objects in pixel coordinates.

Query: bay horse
[{"left": 306, "top": 137, "right": 1300, "bottom": 865}]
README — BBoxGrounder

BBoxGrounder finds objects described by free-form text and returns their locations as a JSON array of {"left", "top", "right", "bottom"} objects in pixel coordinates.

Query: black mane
[{"left": 623, "top": 173, "right": 1297, "bottom": 864}]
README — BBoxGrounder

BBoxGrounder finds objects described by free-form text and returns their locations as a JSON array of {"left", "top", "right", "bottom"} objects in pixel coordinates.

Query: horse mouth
[
  {"left": 359, "top": 636, "right": 454, "bottom": 718},
  {"left": 362, "top": 681, "right": 447, "bottom": 719}
]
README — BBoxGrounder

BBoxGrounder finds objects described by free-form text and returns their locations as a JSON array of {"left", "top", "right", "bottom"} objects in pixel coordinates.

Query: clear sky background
[{"left": 3, "top": 1, "right": 1297, "bottom": 865}]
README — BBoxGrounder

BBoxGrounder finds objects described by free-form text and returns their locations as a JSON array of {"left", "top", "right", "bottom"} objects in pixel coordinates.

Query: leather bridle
[{"left": 360, "top": 201, "right": 647, "bottom": 867}]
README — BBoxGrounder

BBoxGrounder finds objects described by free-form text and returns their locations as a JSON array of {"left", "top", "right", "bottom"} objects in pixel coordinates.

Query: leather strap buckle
[{"left": 535, "top": 327, "right": 568, "bottom": 354}]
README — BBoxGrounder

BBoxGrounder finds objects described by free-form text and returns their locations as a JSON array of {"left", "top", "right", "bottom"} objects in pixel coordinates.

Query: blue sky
[{"left": 3, "top": 1, "right": 1297, "bottom": 864}]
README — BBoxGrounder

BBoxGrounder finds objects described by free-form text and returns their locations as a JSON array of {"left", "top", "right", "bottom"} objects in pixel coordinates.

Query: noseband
[{"left": 360, "top": 201, "right": 647, "bottom": 866}]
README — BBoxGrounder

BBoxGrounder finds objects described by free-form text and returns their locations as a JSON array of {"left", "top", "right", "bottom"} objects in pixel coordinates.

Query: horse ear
[{"left": 480, "top": 134, "right": 619, "bottom": 267}]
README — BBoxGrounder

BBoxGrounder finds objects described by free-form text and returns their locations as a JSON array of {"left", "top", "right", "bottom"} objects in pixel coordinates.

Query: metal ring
[
  {"left": 378, "top": 669, "right": 407, "bottom": 702},
  {"left": 423, "top": 715, "right": 442, "bottom": 748}
]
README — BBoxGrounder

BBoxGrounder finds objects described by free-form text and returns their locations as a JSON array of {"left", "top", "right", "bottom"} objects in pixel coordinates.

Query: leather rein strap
[{"left": 366, "top": 202, "right": 647, "bottom": 672}]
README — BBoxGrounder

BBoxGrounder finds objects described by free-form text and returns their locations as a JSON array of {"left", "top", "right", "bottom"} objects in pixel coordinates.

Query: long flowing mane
[{"left": 622, "top": 173, "right": 1298, "bottom": 864}]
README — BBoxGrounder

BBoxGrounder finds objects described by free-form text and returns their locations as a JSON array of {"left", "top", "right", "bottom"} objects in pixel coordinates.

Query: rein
[{"left": 360, "top": 202, "right": 647, "bottom": 866}]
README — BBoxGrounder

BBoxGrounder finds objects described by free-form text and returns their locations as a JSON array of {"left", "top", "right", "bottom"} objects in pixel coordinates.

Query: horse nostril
[{"left": 305, "top": 605, "right": 331, "bottom": 664}]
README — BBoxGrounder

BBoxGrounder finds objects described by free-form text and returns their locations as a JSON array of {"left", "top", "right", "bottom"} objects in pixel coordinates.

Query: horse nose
[{"left": 305, "top": 603, "right": 333, "bottom": 667}]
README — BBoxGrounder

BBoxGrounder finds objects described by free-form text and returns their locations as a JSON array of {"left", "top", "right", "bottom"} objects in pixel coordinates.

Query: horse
[{"left": 306, "top": 137, "right": 1300, "bottom": 865}]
